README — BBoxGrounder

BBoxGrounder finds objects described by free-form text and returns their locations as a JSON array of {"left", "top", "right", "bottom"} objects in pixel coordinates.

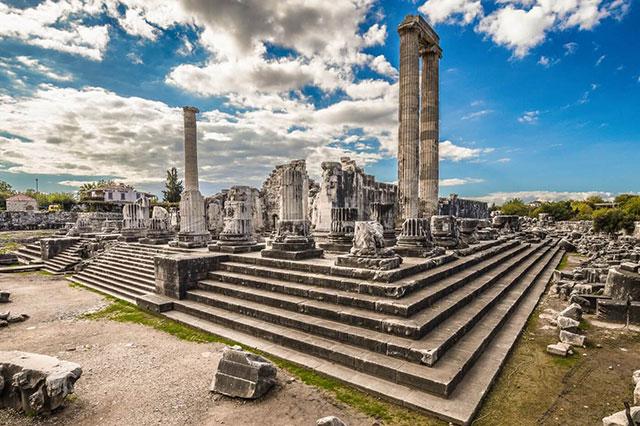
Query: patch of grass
[
  {"left": 557, "top": 253, "right": 570, "bottom": 271},
  {"left": 83, "top": 297, "right": 442, "bottom": 425},
  {"left": 0, "top": 241, "right": 20, "bottom": 255}
]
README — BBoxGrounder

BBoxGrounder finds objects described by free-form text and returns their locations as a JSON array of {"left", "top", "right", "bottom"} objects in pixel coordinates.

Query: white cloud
[
  {"left": 440, "top": 140, "right": 493, "bottom": 161},
  {"left": 419, "top": 0, "right": 483, "bottom": 24},
  {"left": 595, "top": 54, "right": 606, "bottom": 66},
  {"left": 474, "top": 190, "right": 614, "bottom": 205},
  {"left": 563, "top": 41, "right": 578, "bottom": 55},
  {"left": 0, "top": 56, "right": 73, "bottom": 82},
  {"left": 537, "top": 55, "right": 559, "bottom": 67},
  {"left": 461, "top": 109, "right": 494, "bottom": 120},
  {"left": 518, "top": 110, "right": 540, "bottom": 123},
  {"left": 370, "top": 55, "right": 398, "bottom": 79},
  {"left": 419, "top": 0, "right": 631, "bottom": 58},
  {"left": 440, "top": 177, "right": 484, "bottom": 186}
]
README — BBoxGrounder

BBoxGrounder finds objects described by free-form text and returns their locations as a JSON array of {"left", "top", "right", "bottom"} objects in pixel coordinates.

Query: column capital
[
  {"left": 419, "top": 44, "right": 443, "bottom": 59},
  {"left": 183, "top": 106, "right": 200, "bottom": 114}
]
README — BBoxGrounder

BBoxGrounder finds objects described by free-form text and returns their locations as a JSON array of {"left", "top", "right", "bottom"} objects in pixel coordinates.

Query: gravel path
[{"left": 0, "top": 272, "right": 375, "bottom": 426}]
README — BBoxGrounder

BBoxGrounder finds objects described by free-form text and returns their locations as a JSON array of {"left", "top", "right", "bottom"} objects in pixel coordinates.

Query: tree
[
  {"left": 532, "top": 201, "right": 574, "bottom": 221},
  {"left": 585, "top": 195, "right": 605, "bottom": 208},
  {"left": 592, "top": 208, "right": 635, "bottom": 234},
  {"left": 614, "top": 194, "right": 636, "bottom": 205},
  {"left": 162, "top": 167, "right": 183, "bottom": 203},
  {"left": 499, "top": 198, "right": 531, "bottom": 217},
  {"left": 570, "top": 201, "right": 594, "bottom": 220},
  {"left": 78, "top": 179, "right": 114, "bottom": 200},
  {"left": 621, "top": 196, "right": 640, "bottom": 219},
  {"left": 0, "top": 180, "right": 15, "bottom": 210}
]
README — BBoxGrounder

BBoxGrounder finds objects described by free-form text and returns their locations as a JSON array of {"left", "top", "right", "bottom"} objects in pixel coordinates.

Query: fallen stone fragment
[
  {"left": 620, "top": 262, "right": 640, "bottom": 273},
  {"left": 6, "top": 313, "right": 29, "bottom": 324},
  {"left": 559, "top": 238, "right": 577, "bottom": 252},
  {"left": 210, "top": 346, "right": 276, "bottom": 399},
  {"left": 559, "top": 330, "right": 586, "bottom": 347},
  {"left": 316, "top": 416, "right": 347, "bottom": 426},
  {"left": 0, "top": 292, "right": 9, "bottom": 303},
  {"left": 0, "top": 312, "right": 8, "bottom": 320},
  {"left": 556, "top": 315, "right": 580, "bottom": 332},
  {"left": 559, "top": 303, "right": 583, "bottom": 321},
  {"left": 0, "top": 350, "right": 82, "bottom": 415},
  {"left": 633, "top": 370, "right": 640, "bottom": 385},
  {"left": 547, "top": 342, "right": 572, "bottom": 357},
  {"left": 602, "top": 406, "right": 640, "bottom": 426},
  {"left": 0, "top": 320, "right": 7, "bottom": 328},
  {"left": 635, "top": 382, "right": 640, "bottom": 405}
]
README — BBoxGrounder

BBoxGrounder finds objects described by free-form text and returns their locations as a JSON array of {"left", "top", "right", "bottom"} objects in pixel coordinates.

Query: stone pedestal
[
  {"left": 140, "top": 206, "right": 173, "bottom": 245},
  {"left": 431, "top": 215, "right": 460, "bottom": 248},
  {"left": 336, "top": 221, "right": 402, "bottom": 270},
  {"left": 118, "top": 198, "right": 150, "bottom": 242},
  {"left": 371, "top": 202, "right": 397, "bottom": 247},
  {"left": 318, "top": 207, "right": 357, "bottom": 253},
  {"left": 458, "top": 218, "right": 479, "bottom": 246},
  {"left": 261, "top": 160, "right": 323, "bottom": 260},
  {"left": 394, "top": 217, "right": 435, "bottom": 257},
  {"left": 210, "top": 186, "right": 263, "bottom": 253}
]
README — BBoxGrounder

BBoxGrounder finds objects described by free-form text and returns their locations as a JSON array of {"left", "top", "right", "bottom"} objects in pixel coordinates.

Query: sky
[{"left": 0, "top": 0, "right": 638, "bottom": 205}]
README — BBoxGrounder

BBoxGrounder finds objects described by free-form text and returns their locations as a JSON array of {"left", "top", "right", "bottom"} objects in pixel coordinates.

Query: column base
[
  {"left": 169, "top": 232, "right": 211, "bottom": 249},
  {"left": 209, "top": 240, "right": 265, "bottom": 253},
  {"left": 261, "top": 236, "right": 323, "bottom": 260},
  {"left": 118, "top": 229, "right": 145, "bottom": 242}
]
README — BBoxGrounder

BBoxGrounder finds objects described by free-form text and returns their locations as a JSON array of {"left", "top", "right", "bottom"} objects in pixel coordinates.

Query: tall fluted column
[
  {"left": 419, "top": 47, "right": 440, "bottom": 218},
  {"left": 397, "top": 24, "right": 420, "bottom": 223},
  {"left": 183, "top": 106, "right": 199, "bottom": 191}
]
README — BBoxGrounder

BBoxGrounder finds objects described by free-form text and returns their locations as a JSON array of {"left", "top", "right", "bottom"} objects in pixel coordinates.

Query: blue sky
[{"left": 0, "top": 0, "right": 638, "bottom": 204}]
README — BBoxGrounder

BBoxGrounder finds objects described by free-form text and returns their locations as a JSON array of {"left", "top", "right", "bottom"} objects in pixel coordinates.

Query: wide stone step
[
  {"left": 67, "top": 276, "right": 139, "bottom": 304},
  {"left": 217, "top": 240, "right": 520, "bottom": 299},
  {"left": 103, "top": 250, "right": 155, "bottom": 266},
  {"left": 82, "top": 265, "right": 155, "bottom": 292},
  {"left": 187, "top": 242, "right": 547, "bottom": 346},
  {"left": 202, "top": 241, "right": 538, "bottom": 323},
  {"left": 72, "top": 271, "right": 151, "bottom": 299},
  {"left": 164, "top": 245, "right": 564, "bottom": 425},
  {"left": 94, "top": 256, "right": 155, "bottom": 276}
]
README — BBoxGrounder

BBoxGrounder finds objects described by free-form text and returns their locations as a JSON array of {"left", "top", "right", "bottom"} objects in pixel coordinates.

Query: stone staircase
[
  {"left": 14, "top": 243, "right": 43, "bottom": 265},
  {"left": 43, "top": 241, "right": 85, "bottom": 274},
  {"left": 163, "top": 238, "right": 563, "bottom": 424},
  {"left": 67, "top": 243, "right": 181, "bottom": 303}
]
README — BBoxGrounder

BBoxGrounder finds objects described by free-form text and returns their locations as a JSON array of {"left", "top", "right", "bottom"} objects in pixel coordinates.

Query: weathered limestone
[
  {"left": 397, "top": 18, "right": 421, "bottom": 223},
  {"left": 262, "top": 160, "right": 323, "bottom": 260},
  {"left": 118, "top": 197, "right": 150, "bottom": 242},
  {"left": 492, "top": 215, "right": 520, "bottom": 233},
  {"left": 336, "top": 221, "right": 402, "bottom": 270},
  {"left": 210, "top": 186, "right": 262, "bottom": 253},
  {"left": 0, "top": 351, "right": 82, "bottom": 415},
  {"left": 546, "top": 342, "right": 572, "bottom": 357},
  {"left": 602, "top": 406, "right": 640, "bottom": 426},
  {"left": 395, "top": 217, "right": 436, "bottom": 257},
  {"left": 210, "top": 346, "right": 276, "bottom": 399},
  {"left": 419, "top": 44, "right": 440, "bottom": 218},
  {"left": 0, "top": 291, "right": 9, "bottom": 303},
  {"left": 172, "top": 106, "right": 211, "bottom": 248},
  {"left": 559, "top": 330, "right": 586, "bottom": 347},
  {"left": 139, "top": 206, "right": 172, "bottom": 245},
  {"left": 318, "top": 207, "right": 357, "bottom": 253},
  {"left": 430, "top": 215, "right": 459, "bottom": 248},
  {"left": 604, "top": 266, "right": 640, "bottom": 302},
  {"left": 154, "top": 253, "right": 223, "bottom": 299},
  {"left": 316, "top": 416, "right": 347, "bottom": 426},
  {"left": 458, "top": 218, "right": 479, "bottom": 246}
]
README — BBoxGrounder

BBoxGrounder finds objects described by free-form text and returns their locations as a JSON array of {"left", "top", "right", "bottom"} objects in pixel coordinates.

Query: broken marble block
[
  {"left": 547, "top": 342, "right": 572, "bottom": 357},
  {"left": 559, "top": 303, "right": 583, "bottom": 321},
  {"left": 316, "top": 416, "right": 347, "bottom": 426},
  {"left": 635, "top": 382, "right": 640, "bottom": 405},
  {"left": 0, "top": 292, "right": 9, "bottom": 303},
  {"left": 7, "top": 313, "right": 29, "bottom": 324},
  {"left": 210, "top": 346, "right": 276, "bottom": 399},
  {"left": 559, "top": 330, "right": 586, "bottom": 347},
  {"left": 633, "top": 369, "right": 640, "bottom": 385},
  {"left": 335, "top": 221, "right": 402, "bottom": 270},
  {"left": 602, "top": 406, "right": 640, "bottom": 426},
  {"left": 556, "top": 315, "right": 580, "bottom": 332},
  {"left": 0, "top": 351, "right": 82, "bottom": 415}
]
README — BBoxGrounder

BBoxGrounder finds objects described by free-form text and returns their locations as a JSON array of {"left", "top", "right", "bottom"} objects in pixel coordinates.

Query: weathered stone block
[
  {"left": 597, "top": 299, "right": 628, "bottom": 323},
  {"left": 558, "top": 303, "right": 583, "bottom": 321},
  {"left": 154, "top": 253, "right": 225, "bottom": 299},
  {"left": 556, "top": 315, "right": 580, "bottom": 332},
  {"left": 316, "top": 416, "right": 347, "bottom": 426},
  {"left": 547, "top": 342, "right": 572, "bottom": 357},
  {"left": 559, "top": 330, "right": 586, "bottom": 347},
  {"left": 0, "top": 351, "right": 82, "bottom": 415},
  {"left": 211, "top": 346, "right": 276, "bottom": 399},
  {"left": 602, "top": 406, "right": 640, "bottom": 426},
  {"left": 40, "top": 237, "right": 80, "bottom": 261},
  {"left": 605, "top": 267, "right": 640, "bottom": 302},
  {"left": 0, "top": 292, "right": 9, "bottom": 303}
]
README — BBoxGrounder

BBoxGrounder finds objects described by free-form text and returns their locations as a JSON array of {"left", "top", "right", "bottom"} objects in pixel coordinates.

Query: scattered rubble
[
  {"left": 210, "top": 346, "right": 277, "bottom": 399},
  {"left": 602, "top": 406, "right": 640, "bottom": 426},
  {"left": 546, "top": 342, "right": 573, "bottom": 357},
  {"left": 0, "top": 350, "right": 82, "bottom": 415},
  {"left": 0, "top": 291, "right": 9, "bottom": 303}
]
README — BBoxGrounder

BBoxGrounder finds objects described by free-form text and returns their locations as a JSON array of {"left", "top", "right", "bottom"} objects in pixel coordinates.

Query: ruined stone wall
[
  {"left": 205, "top": 187, "right": 264, "bottom": 237},
  {"left": 0, "top": 211, "right": 78, "bottom": 231},
  {"left": 438, "top": 195, "right": 489, "bottom": 219},
  {"left": 310, "top": 157, "right": 397, "bottom": 233}
]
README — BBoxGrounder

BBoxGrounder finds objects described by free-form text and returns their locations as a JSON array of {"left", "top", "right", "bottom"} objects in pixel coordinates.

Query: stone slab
[
  {"left": 136, "top": 293, "right": 174, "bottom": 313},
  {"left": 260, "top": 248, "right": 324, "bottom": 260},
  {"left": 0, "top": 264, "right": 42, "bottom": 273}
]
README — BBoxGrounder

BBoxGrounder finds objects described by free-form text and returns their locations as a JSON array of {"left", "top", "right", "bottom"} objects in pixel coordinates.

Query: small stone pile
[
  {"left": 546, "top": 303, "right": 586, "bottom": 357},
  {"left": 0, "top": 290, "right": 29, "bottom": 328}
]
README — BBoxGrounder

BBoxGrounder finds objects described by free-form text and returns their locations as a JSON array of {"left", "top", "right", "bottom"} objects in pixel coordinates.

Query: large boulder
[
  {"left": 210, "top": 346, "right": 276, "bottom": 399},
  {"left": 0, "top": 351, "right": 82, "bottom": 415},
  {"left": 559, "top": 303, "right": 583, "bottom": 321}
]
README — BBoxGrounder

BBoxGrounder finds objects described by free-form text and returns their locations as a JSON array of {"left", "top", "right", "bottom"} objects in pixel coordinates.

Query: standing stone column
[
  {"left": 397, "top": 20, "right": 420, "bottom": 223},
  {"left": 170, "top": 106, "right": 211, "bottom": 248},
  {"left": 210, "top": 186, "right": 262, "bottom": 253},
  {"left": 419, "top": 46, "right": 440, "bottom": 219},
  {"left": 261, "top": 160, "right": 322, "bottom": 260}
]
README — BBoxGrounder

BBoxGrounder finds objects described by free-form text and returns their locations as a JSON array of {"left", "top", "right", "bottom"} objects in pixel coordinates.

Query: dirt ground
[
  {"left": 0, "top": 273, "right": 375, "bottom": 426},
  {"left": 475, "top": 253, "right": 640, "bottom": 425}
]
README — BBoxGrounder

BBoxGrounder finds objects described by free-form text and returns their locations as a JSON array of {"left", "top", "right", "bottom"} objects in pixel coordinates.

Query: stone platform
[{"left": 64, "top": 237, "right": 563, "bottom": 424}]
